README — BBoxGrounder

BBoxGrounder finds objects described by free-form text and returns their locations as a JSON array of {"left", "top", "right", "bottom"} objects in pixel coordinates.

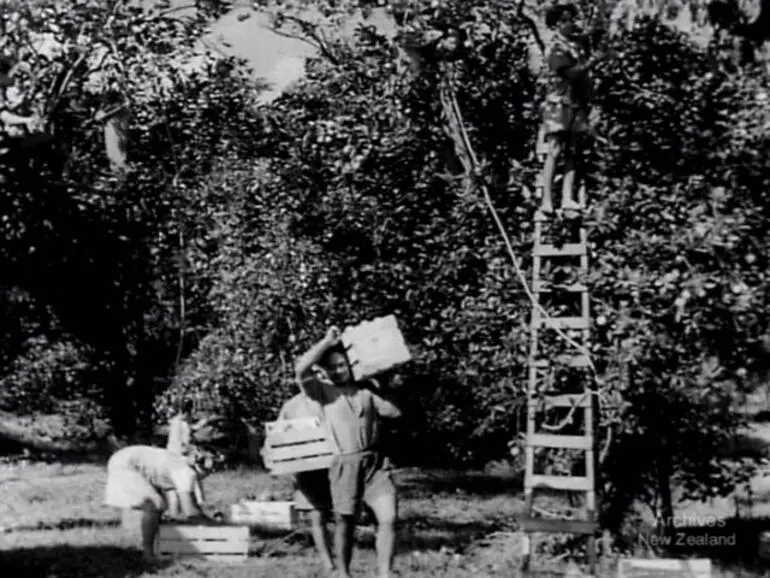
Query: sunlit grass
[{"left": 2, "top": 461, "right": 770, "bottom": 576}]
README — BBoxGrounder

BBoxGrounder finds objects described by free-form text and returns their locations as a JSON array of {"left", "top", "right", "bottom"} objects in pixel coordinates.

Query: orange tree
[
  {"left": 0, "top": 0, "right": 264, "bottom": 439},
  {"left": 174, "top": 1, "right": 770, "bottom": 532}
]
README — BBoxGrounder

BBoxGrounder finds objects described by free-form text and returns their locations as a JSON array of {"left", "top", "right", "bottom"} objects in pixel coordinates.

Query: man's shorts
[
  {"left": 329, "top": 450, "right": 396, "bottom": 516},
  {"left": 294, "top": 470, "right": 333, "bottom": 512}
]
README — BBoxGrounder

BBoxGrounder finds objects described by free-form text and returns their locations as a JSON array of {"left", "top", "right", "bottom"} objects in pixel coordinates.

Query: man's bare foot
[
  {"left": 538, "top": 201, "right": 554, "bottom": 215},
  {"left": 561, "top": 199, "right": 583, "bottom": 212}
]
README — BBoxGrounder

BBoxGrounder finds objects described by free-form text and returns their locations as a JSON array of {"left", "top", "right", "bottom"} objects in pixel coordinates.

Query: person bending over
[
  {"left": 104, "top": 444, "right": 217, "bottom": 561},
  {"left": 295, "top": 326, "right": 402, "bottom": 578}
]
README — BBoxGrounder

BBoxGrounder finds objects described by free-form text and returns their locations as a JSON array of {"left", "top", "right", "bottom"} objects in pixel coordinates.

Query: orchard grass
[{"left": 1, "top": 462, "right": 770, "bottom": 577}]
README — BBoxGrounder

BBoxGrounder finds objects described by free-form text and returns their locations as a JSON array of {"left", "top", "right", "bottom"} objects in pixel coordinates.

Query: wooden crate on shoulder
[
  {"left": 341, "top": 315, "right": 412, "bottom": 382},
  {"left": 155, "top": 524, "right": 250, "bottom": 562},
  {"left": 262, "top": 416, "right": 338, "bottom": 475}
]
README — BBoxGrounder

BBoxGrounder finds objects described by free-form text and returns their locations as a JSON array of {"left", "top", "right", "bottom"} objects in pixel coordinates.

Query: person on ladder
[{"left": 539, "top": 2, "right": 605, "bottom": 215}]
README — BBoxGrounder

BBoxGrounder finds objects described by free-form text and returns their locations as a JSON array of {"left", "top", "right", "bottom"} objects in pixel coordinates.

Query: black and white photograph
[{"left": 1, "top": 1, "right": 770, "bottom": 576}]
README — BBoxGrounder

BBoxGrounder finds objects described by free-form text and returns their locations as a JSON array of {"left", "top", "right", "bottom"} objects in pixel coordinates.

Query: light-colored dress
[{"left": 104, "top": 445, "right": 196, "bottom": 511}]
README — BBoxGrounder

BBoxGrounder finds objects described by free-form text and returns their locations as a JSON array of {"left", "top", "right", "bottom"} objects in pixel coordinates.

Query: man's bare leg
[
  {"left": 310, "top": 510, "right": 335, "bottom": 573},
  {"left": 368, "top": 492, "right": 398, "bottom": 578},
  {"left": 541, "top": 135, "right": 562, "bottom": 214},
  {"left": 561, "top": 134, "right": 582, "bottom": 210},
  {"left": 139, "top": 507, "right": 162, "bottom": 562},
  {"left": 334, "top": 513, "right": 355, "bottom": 578}
]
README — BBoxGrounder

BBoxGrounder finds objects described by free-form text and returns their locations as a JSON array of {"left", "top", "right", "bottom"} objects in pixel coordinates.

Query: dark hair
[
  {"left": 180, "top": 398, "right": 194, "bottom": 414},
  {"left": 545, "top": 3, "right": 579, "bottom": 29},
  {"left": 319, "top": 343, "right": 348, "bottom": 368}
]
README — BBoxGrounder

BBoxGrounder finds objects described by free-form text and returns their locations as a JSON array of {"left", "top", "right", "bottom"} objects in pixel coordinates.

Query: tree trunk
[{"left": 656, "top": 446, "right": 675, "bottom": 538}]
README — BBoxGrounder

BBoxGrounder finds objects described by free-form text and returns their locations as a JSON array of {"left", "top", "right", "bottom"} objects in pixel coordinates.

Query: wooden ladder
[{"left": 521, "top": 152, "right": 598, "bottom": 575}]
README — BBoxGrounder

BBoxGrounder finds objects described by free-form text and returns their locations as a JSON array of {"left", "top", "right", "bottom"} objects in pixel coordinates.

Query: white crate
[
  {"left": 759, "top": 531, "right": 770, "bottom": 559},
  {"left": 263, "top": 417, "right": 337, "bottom": 475},
  {"left": 341, "top": 315, "right": 412, "bottom": 381},
  {"left": 617, "top": 558, "right": 711, "bottom": 578},
  {"left": 229, "top": 500, "right": 296, "bottom": 530},
  {"left": 155, "top": 524, "right": 249, "bottom": 562}
]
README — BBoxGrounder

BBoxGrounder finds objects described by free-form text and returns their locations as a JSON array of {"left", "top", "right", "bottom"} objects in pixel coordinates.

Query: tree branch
[{"left": 517, "top": 0, "right": 545, "bottom": 54}]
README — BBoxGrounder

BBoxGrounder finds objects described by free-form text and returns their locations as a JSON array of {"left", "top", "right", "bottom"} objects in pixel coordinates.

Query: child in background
[{"left": 167, "top": 398, "right": 211, "bottom": 457}]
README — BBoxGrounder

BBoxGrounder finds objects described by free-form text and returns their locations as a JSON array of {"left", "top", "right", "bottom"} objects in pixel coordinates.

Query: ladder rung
[
  {"left": 532, "top": 316, "right": 590, "bottom": 330},
  {"left": 533, "top": 243, "right": 586, "bottom": 257},
  {"left": 529, "top": 393, "right": 592, "bottom": 408},
  {"left": 533, "top": 281, "right": 587, "bottom": 293},
  {"left": 527, "top": 434, "right": 593, "bottom": 450},
  {"left": 527, "top": 475, "right": 593, "bottom": 492},
  {"left": 531, "top": 354, "right": 591, "bottom": 368},
  {"left": 519, "top": 517, "right": 597, "bottom": 535}
]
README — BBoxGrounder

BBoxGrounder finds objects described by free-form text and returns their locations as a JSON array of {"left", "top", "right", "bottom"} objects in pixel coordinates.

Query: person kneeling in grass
[
  {"left": 104, "top": 444, "right": 218, "bottom": 561},
  {"left": 295, "top": 326, "right": 402, "bottom": 578},
  {"left": 272, "top": 393, "right": 336, "bottom": 573}
]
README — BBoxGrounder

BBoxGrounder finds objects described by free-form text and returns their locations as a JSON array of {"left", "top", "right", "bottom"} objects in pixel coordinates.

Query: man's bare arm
[
  {"left": 294, "top": 326, "right": 340, "bottom": 386},
  {"left": 367, "top": 382, "right": 402, "bottom": 419}
]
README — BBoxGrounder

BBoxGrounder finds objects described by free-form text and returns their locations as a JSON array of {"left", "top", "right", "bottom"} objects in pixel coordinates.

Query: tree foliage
[{"left": 2, "top": 0, "right": 770, "bottom": 537}]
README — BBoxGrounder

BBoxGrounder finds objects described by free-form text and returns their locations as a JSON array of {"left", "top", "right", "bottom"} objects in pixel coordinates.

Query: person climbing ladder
[{"left": 539, "top": 2, "right": 606, "bottom": 215}]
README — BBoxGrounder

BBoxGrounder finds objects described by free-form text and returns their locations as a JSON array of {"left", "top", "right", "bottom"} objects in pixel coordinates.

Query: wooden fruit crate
[
  {"left": 617, "top": 558, "right": 711, "bottom": 578},
  {"left": 229, "top": 500, "right": 297, "bottom": 531},
  {"left": 155, "top": 524, "right": 250, "bottom": 562},
  {"left": 759, "top": 531, "right": 770, "bottom": 559},
  {"left": 262, "top": 417, "right": 338, "bottom": 475},
  {"left": 341, "top": 315, "right": 412, "bottom": 381}
]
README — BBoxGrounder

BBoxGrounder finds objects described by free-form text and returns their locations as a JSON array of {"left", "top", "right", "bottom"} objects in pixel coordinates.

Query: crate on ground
[
  {"left": 155, "top": 524, "right": 250, "bottom": 562},
  {"left": 341, "top": 314, "right": 412, "bottom": 381},
  {"left": 617, "top": 558, "right": 711, "bottom": 578},
  {"left": 262, "top": 416, "right": 338, "bottom": 475},
  {"left": 759, "top": 531, "right": 770, "bottom": 559},
  {"left": 229, "top": 500, "right": 297, "bottom": 531}
]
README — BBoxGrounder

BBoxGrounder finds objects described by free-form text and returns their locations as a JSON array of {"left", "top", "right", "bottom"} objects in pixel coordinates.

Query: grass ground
[
  {"left": 0, "top": 463, "right": 536, "bottom": 577},
  {"left": 4, "top": 461, "right": 770, "bottom": 578}
]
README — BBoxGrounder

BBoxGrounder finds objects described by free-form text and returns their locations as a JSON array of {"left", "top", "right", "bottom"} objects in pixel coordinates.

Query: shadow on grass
[
  {"left": 397, "top": 469, "right": 522, "bottom": 498},
  {"left": 1, "top": 545, "right": 173, "bottom": 578},
  {"left": 396, "top": 515, "right": 510, "bottom": 554},
  {"left": 8, "top": 518, "right": 120, "bottom": 533},
  {"left": 251, "top": 513, "right": 511, "bottom": 558},
  {"left": 657, "top": 516, "right": 770, "bottom": 567}
]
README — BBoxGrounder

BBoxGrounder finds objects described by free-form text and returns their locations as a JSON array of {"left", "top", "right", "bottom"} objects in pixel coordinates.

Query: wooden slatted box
[
  {"left": 262, "top": 416, "right": 338, "bottom": 475},
  {"left": 229, "top": 500, "right": 297, "bottom": 531},
  {"left": 155, "top": 524, "right": 250, "bottom": 562},
  {"left": 341, "top": 315, "right": 412, "bottom": 381},
  {"left": 617, "top": 558, "right": 711, "bottom": 578}
]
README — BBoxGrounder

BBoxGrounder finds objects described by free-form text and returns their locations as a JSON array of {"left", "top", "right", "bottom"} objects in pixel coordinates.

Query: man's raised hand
[{"left": 325, "top": 326, "right": 341, "bottom": 345}]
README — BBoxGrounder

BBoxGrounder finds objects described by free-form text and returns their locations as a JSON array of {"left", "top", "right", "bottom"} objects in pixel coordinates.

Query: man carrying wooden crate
[
  {"left": 103, "top": 444, "right": 219, "bottom": 562},
  {"left": 295, "top": 326, "right": 402, "bottom": 578},
  {"left": 275, "top": 392, "right": 337, "bottom": 573}
]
